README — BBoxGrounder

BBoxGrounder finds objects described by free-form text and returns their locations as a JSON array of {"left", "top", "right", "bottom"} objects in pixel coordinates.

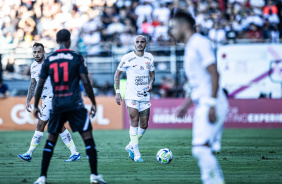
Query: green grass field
[{"left": 0, "top": 129, "right": 282, "bottom": 184}]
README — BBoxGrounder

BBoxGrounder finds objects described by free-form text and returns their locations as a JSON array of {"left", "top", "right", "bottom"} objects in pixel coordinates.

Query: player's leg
[
  {"left": 138, "top": 101, "right": 151, "bottom": 141},
  {"left": 126, "top": 100, "right": 143, "bottom": 162},
  {"left": 191, "top": 105, "right": 225, "bottom": 184},
  {"left": 59, "top": 125, "right": 80, "bottom": 162},
  {"left": 34, "top": 111, "right": 66, "bottom": 184},
  {"left": 68, "top": 108, "right": 106, "bottom": 184},
  {"left": 18, "top": 100, "right": 49, "bottom": 162}
]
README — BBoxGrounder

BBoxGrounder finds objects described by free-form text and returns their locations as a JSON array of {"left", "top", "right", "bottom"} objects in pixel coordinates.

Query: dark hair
[
  {"left": 173, "top": 10, "right": 196, "bottom": 30},
  {"left": 33, "top": 42, "right": 44, "bottom": 51},
  {"left": 56, "top": 29, "right": 71, "bottom": 43}
]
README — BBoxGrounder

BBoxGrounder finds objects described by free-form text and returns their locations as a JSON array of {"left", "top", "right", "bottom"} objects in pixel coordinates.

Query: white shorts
[
  {"left": 192, "top": 97, "right": 229, "bottom": 152},
  {"left": 125, "top": 99, "right": 151, "bottom": 112},
  {"left": 40, "top": 97, "right": 52, "bottom": 121}
]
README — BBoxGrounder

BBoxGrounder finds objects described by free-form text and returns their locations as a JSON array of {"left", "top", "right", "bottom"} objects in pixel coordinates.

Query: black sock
[
  {"left": 84, "top": 138, "right": 98, "bottom": 175},
  {"left": 40, "top": 140, "right": 56, "bottom": 177}
]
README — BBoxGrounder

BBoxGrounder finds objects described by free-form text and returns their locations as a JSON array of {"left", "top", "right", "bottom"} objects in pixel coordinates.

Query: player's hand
[
  {"left": 146, "top": 85, "right": 153, "bottom": 92},
  {"left": 90, "top": 105, "right": 96, "bottom": 118},
  {"left": 176, "top": 105, "right": 188, "bottom": 118},
  {"left": 209, "top": 106, "right": 217, "bottom": 123},
  {"left": 26, "top": 102, "right": 32, "bottom": 112},
  {"left": 33, "top": 107, "right": 41, "bottom": 119},
  {"left": 115, "top": 93, "right": 122, "bottom": 105}
]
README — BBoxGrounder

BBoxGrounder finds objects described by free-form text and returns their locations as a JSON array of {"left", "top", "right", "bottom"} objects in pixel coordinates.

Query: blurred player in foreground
[
  {"left": 114, "top": 35, "right": 155, "bottom": 162},
  {"left": 32, "top": 29, "right": 106, "bottom": 184},
  {"left": 171, "top": 10, "right": 229, "bottom": 184},
  {"left": 18, "top": 43, "right": 80, "bottom": 162}
]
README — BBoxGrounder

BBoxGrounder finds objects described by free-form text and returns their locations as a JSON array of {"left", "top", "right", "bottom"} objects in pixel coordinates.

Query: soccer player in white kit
[
  {"left": 171, "top": 11, "right": 229, "bottom": 184},
  {"left": 114, "top": 35, "right": 155, "bottom": 162},
  {"left": 18, "top": 43, "right": 81, "bottom": 162}
]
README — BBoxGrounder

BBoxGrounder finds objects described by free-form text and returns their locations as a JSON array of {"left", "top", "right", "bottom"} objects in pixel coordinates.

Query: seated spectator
[
  {"left": 107, "top": 16, "right": 125, "bottom": 35},
  {"left": 248, "top": 23, "right": 262, "bottom": 40},
  {"left": 135, "top": 1, "right": 153, "bottom": 27},
  {"left": 0, "top": 79, "right": 9, "bottom": 98},
  {"left": 226, "top": 23, "right": 238, "bottom": 43},
  {"left": 153, "top": 3, "right": 170, "bottom": 23},
  {"left": 138, "top": 18, "right": 154, "bottom": 36},
  {"left": 263, "top": 0, "right": 278, "bottom": 15},
  {"left": 245, "top": 10, "right": 264, "bottom": 28},
  {"left": 208, "top": 22, "right": 226, "bottom": 44},
  {"left": 5, "top": 58, "right": 15, "bottom": 73}
]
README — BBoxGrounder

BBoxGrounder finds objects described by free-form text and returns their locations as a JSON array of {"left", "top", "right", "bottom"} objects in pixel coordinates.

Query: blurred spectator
[
  {"left": 0, "top": 79, "right": 9, "bottom": 98},
  {"left": 208, "top": 22, "right": 226, "bottom": 44},
  {"left": 153, "top": 3, "right": 170, "bottom": 23},
  {"left": 263, "top": 0, "right": 278, "bottom": 15},
  {"left": 226, "top": 23, "right": 238, "bottom": 43},
  {"left": 5, "top": 58, "right": 15, "bottom": 73},
  {"left": 248, "top": 23, "right": 262, "bottom": 40},
  {"left": 107, "top": 16, "right": 125, "bottom": 35},
  {"left": 135, "top": 1, "right": 153, "bottom": 27}
]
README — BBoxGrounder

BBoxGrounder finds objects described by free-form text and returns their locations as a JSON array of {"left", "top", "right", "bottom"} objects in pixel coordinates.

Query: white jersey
[
  {"left": 184, "top": 33, "right": 225, "bottom": 102},
  {"left": 117, "top": 51, "right": 155, "bottom": 101},
  {"left": 30, "top": 60, "right": 53, "bottom": 98}
]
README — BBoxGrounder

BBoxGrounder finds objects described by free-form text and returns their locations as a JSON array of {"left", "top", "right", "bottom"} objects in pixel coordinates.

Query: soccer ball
[{"left": 156, "top": 148, "right": 173, "bottom": 164}]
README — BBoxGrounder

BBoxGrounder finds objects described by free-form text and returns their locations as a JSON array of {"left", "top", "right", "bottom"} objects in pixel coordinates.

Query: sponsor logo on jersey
[
  {"left": 140, "top": 66, "right": 144, "bottom": 70},
  {"left": 137, "top": 91, "right": 147, "bottom": 97},
  {"left": 128, "top": 57, "right": 137, "bottom": 62},
  {"left": 131, "top": 100, "right": 137, "bottom": 105},
  {"left": 119, "top": 62, "right": 125, "bottom": 68},
  {"left": 133, "top": 65, "right": 138, "bottom": 67},
  {"left": 135, "top": 76, "right": 148, "bottom": 86},
  {"left": 145, "top": 61, "right": 151, "bottom": 69},
  {"left": 49, "top": 53, "right": 74, "bottom": 61}
]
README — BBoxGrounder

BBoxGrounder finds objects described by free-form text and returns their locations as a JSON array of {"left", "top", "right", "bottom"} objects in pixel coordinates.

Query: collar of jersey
[{"left": 55, "top": 49, "right": 69, "bottom": 52}]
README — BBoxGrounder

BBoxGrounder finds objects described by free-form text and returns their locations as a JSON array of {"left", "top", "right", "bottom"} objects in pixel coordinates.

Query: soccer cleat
[
  {"left": 134, "top": 157, "right": 144, "bottom": 162},
  {"left": 33, "top": 176, "right": 46, "bottom": 184},
  {"left": 18, "top": 153, "right": 32, "bottom": 162},
  {"left": 125, "top": 146, "right": 134, "bottom": 160},
  {"left": 64, "top": 153, "right": 81, "bottom": 162},
  {"left": 90, "top": 174, "right": 107, "bottom": 184}
]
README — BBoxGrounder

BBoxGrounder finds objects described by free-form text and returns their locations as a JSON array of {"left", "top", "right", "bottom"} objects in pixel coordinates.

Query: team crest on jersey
[
  {"left": 145, "top": 62, "right": 151, "bottom": 69},
  {"left": 131, "top": 100, "right": 137, "bottom": 105}
]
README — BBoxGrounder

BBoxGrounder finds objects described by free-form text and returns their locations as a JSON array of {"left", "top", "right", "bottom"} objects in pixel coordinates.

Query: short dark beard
[{"left": 35, "top": 56, "right": 44, "bottom": 63}]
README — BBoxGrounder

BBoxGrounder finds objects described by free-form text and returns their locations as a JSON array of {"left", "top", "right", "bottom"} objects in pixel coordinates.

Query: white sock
[
  {"left": 137, "top": 127, "right": 146, "bottom": 140},
  {"left": 60, "top": 129, "right": 78, "bottom": 155},
  {"left": 132, "top": 143, "right": 140, "bottom": 159},
  {"left": 192, "top": 146, "right": 225, "bottom": 184},
  {"left": 27, "top": 131, "right": 44, "bottom": 156},
  {"left": 129, "top": 126, "right": 140, "bottom": 158}
]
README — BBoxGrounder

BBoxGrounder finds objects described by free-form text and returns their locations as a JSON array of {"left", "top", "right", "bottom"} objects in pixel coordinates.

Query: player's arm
[
  {"left": 206, "top": 63, "right": 219, "bottom": 123},
  {"left": 33, "top": 78, "right": 45, "bottom": 119},
  {"left": 176, "top": 96, "right": 193, "bottom": 118},
  {"left": 114, "top": 69, "right": 123, "bottom": 105},
  {"left": 147, "top": 71, "right": 155, "bottom": 92},
  {"left": 26, "top": 78, "right": 37, "bottom": 112}
]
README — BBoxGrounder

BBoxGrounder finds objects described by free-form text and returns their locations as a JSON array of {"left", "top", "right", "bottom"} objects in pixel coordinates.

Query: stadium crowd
[
  {"left": 0, "top": 0, "right": 281, "bottom": 97},
  {"left": 0, "top": 0, "right": 281, "bottom": 54}
]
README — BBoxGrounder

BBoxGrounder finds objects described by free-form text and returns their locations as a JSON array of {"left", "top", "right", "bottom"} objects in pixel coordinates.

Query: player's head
[
  {"left": 134, "top": 35, "right": 147, "bottom": 52},
  {"left": 32, "top": 42, "right": 45, "bottom": 62},
  {"left": 170, "top": 10, "right": 196, "bottom": 43},
  {"left": 56, "top": 29, "right": 71, "bottom": 48}
]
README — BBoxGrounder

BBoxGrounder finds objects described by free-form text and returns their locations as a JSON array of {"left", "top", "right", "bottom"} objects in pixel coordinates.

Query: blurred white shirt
[{"left": 208, "top": 29, "right": 226, "bottom": 43}]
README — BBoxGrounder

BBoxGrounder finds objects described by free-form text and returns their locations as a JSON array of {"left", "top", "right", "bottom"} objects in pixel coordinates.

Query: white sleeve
[
  {"left": 30, "top": 65, "right": 35, "bottom": 79},
  {"left": 198, "top": 38, "right": 216, "bottom": 68},
  {"left": 117, "top": 55, "right": 128, "bottom": 71},
  {"left": 149, "top": 55, "right": 155, "bottom": 72}
]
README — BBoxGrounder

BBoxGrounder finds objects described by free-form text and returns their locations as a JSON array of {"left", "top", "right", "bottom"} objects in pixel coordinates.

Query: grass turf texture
[{"left": 0, "top": 129, "right": 281, "bottom": 184}]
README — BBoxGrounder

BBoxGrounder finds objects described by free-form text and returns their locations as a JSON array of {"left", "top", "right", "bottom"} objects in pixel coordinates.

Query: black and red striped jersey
[{"left": 40, "top": 49, "right": 87, "bottom": 113}]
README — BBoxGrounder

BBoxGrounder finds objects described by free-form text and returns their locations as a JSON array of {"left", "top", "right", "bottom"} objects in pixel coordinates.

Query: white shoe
[
  {"left": 90, "top": 174, "right": 107, "bottom": 184},
  {"left": 33, "top": 176, "right": 46, "bottom": 184}
]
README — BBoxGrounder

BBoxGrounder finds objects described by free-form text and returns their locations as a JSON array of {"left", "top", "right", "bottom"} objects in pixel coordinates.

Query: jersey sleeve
[
  {"left": 39, "top": 59, "right": 49, "bottom": 80},
  {"left": 149, "top": 55, "right": 155, "bottom": 72},
  {"left": 117, "top": 55, "right": 128, "bottom": 71},
  {"left": 30, "top": 64, "right": 35, "bottom": 79},
  {"left": 198, "top": 38, "right": 216, "bottom": 68},
  {"left": 79, "top": 55, "right": 88, "bottom": 74}
]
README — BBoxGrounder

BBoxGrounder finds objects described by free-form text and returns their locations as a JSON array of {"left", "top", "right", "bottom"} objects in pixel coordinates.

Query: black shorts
[{"left": 48, "top": 108, "right": 92, "bottom": 134}]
